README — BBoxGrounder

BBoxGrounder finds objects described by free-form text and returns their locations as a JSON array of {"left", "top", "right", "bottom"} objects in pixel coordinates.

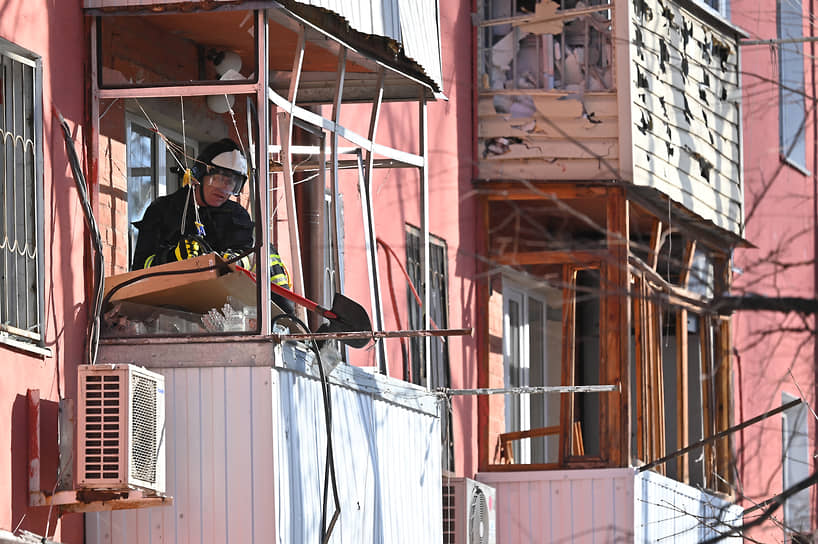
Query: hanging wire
[{"left": 57, "top": 111, "right": 104, "bottom": 366}]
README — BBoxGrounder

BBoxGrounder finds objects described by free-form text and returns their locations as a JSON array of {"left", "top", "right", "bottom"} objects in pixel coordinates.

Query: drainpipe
[{"left": 808, "top": 0, "right": 818, "bottom": 522}]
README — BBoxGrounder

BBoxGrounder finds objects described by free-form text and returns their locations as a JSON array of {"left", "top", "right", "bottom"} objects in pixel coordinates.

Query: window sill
[
  {"left": 780, "top": 154, "right": 812, "bottom": 177},
  {"left": 0, "top": 334, "right": 53, "bottom": 358}
]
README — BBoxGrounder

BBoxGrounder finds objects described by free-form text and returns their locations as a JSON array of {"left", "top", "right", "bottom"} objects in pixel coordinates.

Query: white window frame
[
  {"left": 777, "top": 0, "right": 807, "bottom": 171},
  {"left": 502, "top": 278, "right": 560, "bottom": 464},
  {"left": 782, "top": 392, "right": 810, "bottom": 535},
  {"left": 0, "top": 38, "right": 46, "bottom": 351},
  {"left": 125, "top": 114, "right": 196, "bottom": 267},
  {"left": 696, "top": 0, "right": 730, "bottom": 17}
]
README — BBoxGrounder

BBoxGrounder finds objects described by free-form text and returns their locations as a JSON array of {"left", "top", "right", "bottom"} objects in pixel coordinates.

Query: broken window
[
  {"left": 478, "top": 0, "right": 613, "bottom": 98},
  {"left": 0, "top": 39, "right": 44, "bottom": 348},
  {"left": 98, "top": 11, "right": 256, "bottom": 88}
]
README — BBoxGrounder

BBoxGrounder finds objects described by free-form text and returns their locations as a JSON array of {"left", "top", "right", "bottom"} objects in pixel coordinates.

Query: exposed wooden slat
[
  {"left": 699, "top": 315, "right": 715, "bottom": 489},
  {"left": 676, "top": 309, "right": 690, "bottom": 483},
  {"left": 678, "top": 240, "right": 697, "bottom": 288},
  {"left": 479, "top": 115, "right": 620, "bottom": 139},
  {"left": 559, "top": 266, "right": 577, "bottom": 463},
  {"left": 604, "top": 190, "right": 628, "bottom": 466},
  {"left": 716, "top": 317, "right": 733, "bottom": 495},
  {"left": 633, "top": 275, "right": 645, "bottom": 462},
  {"left": 480, "top": 183, "right": 610, "bottom": 201},
  {"left": 644, "top": 282, "right": 656, "bottom": 463},
  {"left": 495, "top": 249, "right": 607, "bottom": 266},
  {"left": 653, "top": 300, "right": 666, "bottom": 475},
  {"left": 478, "top": 93, "right": 619, "bottom": 116},
  {"left": 648, "top": 220, "right": 663, "bottom": 270},
  {"left": 479, "top": 157, "right": 621, "bottom": 181},
  {"left": 479, "top": 138, "right": 619, "bottom": 161}
]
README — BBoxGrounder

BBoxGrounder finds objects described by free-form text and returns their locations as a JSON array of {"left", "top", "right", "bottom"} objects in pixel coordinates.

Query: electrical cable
[
  {"left": 57, "top": 111, "right": 104, "bottom": 366},
  {"left": 271, "top": 313, "right": 341, "bottom": 544}
]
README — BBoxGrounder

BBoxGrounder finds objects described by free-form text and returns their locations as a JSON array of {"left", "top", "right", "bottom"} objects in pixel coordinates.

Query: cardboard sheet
[{"left": 104, "top": 254, "right": 257, "bottom": 314}]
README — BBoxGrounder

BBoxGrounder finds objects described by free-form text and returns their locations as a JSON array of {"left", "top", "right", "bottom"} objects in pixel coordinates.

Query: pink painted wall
[
  {"left": 0, "top": 1, "right": 87, "bottom": 542},
  {"left": 731, "top": 0, "right": 817, "bottom": 538},
  {"left": 330, "top": 1, "right": 481, "bottom": 478}
]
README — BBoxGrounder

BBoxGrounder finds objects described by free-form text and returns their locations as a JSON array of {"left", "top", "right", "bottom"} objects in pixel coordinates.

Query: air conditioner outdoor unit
[
  {"left": 77, "top": 364, "right": 166, "bottom": 494},
  {"left": 443, "top": 477, "right": 496, "bottom": 544}
]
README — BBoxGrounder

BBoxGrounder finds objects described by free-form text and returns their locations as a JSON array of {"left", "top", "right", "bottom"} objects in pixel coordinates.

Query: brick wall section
[
  {"left": 98, "top": 101, "right": 129, "bottom": 275},
  {"left": 487, "top": 283, "right": 506, "bottom": 461}
]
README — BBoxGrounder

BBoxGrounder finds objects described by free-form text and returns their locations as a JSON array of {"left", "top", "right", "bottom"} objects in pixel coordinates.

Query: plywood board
[{"left": 103, "top": 254, "right": 257, "bottom": 313}]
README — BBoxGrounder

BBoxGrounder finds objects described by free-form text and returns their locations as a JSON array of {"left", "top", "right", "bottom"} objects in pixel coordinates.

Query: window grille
[
  {"left": 406, "top": 226, "right": 453, "bottom": 471},
  {"left": 0, "top": 41, "right": 43, "bottom": 345}
]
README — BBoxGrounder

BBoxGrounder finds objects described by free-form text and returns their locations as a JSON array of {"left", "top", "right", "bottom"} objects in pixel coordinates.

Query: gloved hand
[
  {"left": 173, "top": 237, "right": 204, "bottom": 261},
  {"left": 222, "top": 250, "right": 252, "bottom": 270}
]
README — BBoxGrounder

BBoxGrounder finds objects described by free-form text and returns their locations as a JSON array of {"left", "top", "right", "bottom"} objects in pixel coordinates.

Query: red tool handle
[{"left": 234, "top": 266, "right": 339, "bottom": 320}]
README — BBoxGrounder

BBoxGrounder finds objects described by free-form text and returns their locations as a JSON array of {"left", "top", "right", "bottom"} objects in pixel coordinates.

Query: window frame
[
  {"left": 502, "top": 278, "right": 560, "bottom": 465},
  {"left": 782, "top": 392, "right": 810, "bottom": 535},
  {"left": 125, "top": 113, "right": 196, "bottom": 269},
  {"left": 777, "top": 0, "right": 808, "bottom": 171},
  {"left": 0, "top": 37, "right": 46, "bottom": 352}
]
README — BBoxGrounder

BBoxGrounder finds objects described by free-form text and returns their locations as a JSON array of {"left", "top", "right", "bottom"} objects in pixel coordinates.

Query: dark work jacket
[{"left": 131, "top": 187, "right": 254, "bottom": 270}]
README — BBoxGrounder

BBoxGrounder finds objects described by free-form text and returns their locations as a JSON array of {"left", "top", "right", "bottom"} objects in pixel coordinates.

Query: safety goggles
[{"left": 204, "top": 166, "right": 246, "bottom": 196}]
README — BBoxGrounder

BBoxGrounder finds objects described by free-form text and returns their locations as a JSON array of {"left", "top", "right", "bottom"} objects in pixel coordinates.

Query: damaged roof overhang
[
  {"left": 625, "top": 184, "right": 752, "bottom": 250},
  {"left": 84, "top": 0, "right": 444, "bottom": 104}
]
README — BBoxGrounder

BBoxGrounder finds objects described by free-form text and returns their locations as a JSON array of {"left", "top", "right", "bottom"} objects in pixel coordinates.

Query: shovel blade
[{"left": 324, "top": 293, "right": 372, "bottom": 348}]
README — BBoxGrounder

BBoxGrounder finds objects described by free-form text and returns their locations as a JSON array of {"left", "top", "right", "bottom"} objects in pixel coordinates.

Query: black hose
[
  {"left": 271, "top": 313, "right": 341, "bottom": 543},
  {"left": 58, "top": 113, "right": 104, "bottom": 365}
]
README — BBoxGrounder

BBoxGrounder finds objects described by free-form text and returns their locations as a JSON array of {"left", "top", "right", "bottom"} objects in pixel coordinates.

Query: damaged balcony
[
  {"left": 477, "top": 179, "right": 746, "bottom": 540},
  {"left": 477, "top": 0, "right": 745, "bottom": 237},
  {"left": 81, "top": 1, "right": 447, "bottom": 541}
]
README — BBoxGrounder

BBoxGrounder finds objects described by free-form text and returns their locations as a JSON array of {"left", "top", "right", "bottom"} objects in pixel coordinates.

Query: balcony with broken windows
[
  {"left": 80, "top": 2, "right": 448, "bottom": 541},
  {"left": 476, "top": 0, "right": 745, "bottom": 237},
  {"left": 477, "top": 181, "right": 745, "bottom": 539}
]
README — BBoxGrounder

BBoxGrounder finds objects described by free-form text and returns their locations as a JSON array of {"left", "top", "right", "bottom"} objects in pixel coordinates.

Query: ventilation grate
[
  {"left": 130, "top": 374, "right": 158, "bottom": 483},
  {"left": 83, "top": 374, "right": 122, "bottom": 480},
  {"left": 443, "top": 483, "right": 456, "bottom": 543}
]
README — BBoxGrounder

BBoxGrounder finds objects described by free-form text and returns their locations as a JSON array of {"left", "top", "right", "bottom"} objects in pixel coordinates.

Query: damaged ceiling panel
[{"left": 84, "top": 0, "right": 444, "bottom": 96}]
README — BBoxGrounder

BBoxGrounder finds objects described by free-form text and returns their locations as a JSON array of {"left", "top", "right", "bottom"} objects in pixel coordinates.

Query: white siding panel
[
  {"left": 478, "top": 468, "right": 636, "bottom": 543},
  {"left": 634, "top": 471, "right": 742, "bottom": 543},
  {"left": 85, "top": 358, "right": 439, "bottom": 544},
  {"left": 273, "top": 366, "right": 442, "bottom": 543},
  {"left": 628, "top": 0, "right": 743, "bottom": 235},
  {"left": 86, "top": 367, "right": 279, "bottom": 544},
  {"left": 296, "top": 0, "right": 443, "bottom": 90}
]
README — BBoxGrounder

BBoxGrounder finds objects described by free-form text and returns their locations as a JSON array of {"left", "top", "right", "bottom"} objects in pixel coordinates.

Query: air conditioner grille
[
  {"left": 469, "top": 487, "right": 490, "bottom": 544},
  {"left": 131, "top": 374, "right": 158, "bottom": 483},
  {"left": 83, "top": 374, "right": 122, "bottom": 480},
  {"left": 443, "top": 484, "right": 456, "bottom": 543}
]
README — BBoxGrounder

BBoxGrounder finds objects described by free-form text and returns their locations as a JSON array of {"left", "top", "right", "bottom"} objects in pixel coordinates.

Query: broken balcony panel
[
  {"left": 628, "top": 0, "right": 744, "bottom": 236},
  {"left": 478, "top": 0, "right": 613, "bottom": 94},
  {"left": 98, "top": 11, "right": 257, "bottom": 88}
]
